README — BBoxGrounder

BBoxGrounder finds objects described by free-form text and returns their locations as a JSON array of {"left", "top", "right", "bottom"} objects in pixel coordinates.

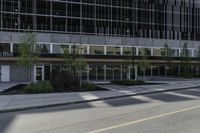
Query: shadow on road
[{"left": 0, "top": 89, "right": 199, "bottom": 133}]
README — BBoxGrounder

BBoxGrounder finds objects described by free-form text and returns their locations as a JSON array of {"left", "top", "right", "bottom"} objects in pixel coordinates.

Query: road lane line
[{"left": 88, "top": 105, "right": 200, "bottom": 133}]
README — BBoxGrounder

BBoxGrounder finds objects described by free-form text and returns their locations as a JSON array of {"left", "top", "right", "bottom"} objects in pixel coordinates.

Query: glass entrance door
[{"left": 34, "top": 66, "right": 44, "bottom": 82}]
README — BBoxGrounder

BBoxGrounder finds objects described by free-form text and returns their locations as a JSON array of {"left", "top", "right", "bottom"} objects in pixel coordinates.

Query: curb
[{"left": 0, "top": 86, "right": 199, "bottom": 113}]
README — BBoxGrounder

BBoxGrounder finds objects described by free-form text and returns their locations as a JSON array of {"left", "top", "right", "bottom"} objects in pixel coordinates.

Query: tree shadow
[
  {"left": 145, "top": 93, "right": 194, "bottom": 102},
  {"left": 175, "top": 89, "right": 200, "bottom": 97}
]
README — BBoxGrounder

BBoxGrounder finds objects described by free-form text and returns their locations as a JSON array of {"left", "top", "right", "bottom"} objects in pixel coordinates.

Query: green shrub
[
  {"left": 111, "top": 80, "right": 145, "bottom": 86},
  {"left": 23, "top": 83, "right": 36, "bottom": 94},
  {"left": 81, "top": 81, "right": 96, "bottom": 90},
  {"left": 24, "top": 81, "right": 53, "bottom": 94}
]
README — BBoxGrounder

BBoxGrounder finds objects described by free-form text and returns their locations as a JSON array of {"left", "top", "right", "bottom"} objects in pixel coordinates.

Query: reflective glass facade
[{"left": 1, "top": 0, "right": 200, "bottom": 40}]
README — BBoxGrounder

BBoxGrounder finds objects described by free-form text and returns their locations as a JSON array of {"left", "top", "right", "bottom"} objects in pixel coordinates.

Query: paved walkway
[{"left": 0, "top": 80, "right": 200, "bottom": 113}]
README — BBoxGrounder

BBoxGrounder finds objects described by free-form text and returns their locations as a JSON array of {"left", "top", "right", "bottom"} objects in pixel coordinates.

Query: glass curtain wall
[{"left": 1, "top": 0, "right": 200, "bottom": 41}]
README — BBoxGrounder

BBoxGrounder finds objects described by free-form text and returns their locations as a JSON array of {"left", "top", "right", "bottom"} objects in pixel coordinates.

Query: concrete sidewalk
[{"left": 0, "top": 80, "right": 200, "bottom": 113}]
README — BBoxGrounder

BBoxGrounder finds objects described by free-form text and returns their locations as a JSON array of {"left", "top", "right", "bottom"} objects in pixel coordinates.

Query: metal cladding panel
[
  {"left": 121, "top": 37, "right": 138, "bottom": 46},
  {"left": 88, "top": 36, "right": 106, "bottom": 45},
  {"left": 0, "top": 32, "right": 12, "bottom": 42},
  {"left": 106, "top": 36, "right": 121, "bottom": 45},
  {"left": 51, "top": 34, "right": 71, "bottom": 43}
]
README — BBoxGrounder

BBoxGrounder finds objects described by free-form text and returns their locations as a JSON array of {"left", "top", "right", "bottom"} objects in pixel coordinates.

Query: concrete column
[
  {"left": 50, "top": 43, "right": 53, "bottom": 53},
  {"left": 128, "top": 65, "right": 131, "bottom": 79},
  {"left": 179, "top": 48, "right": 181, "bottom": 57},
  {"left": 120, "top": 46, "right": 123, "bottom": 55},
  {"left": 136, "top": 47, "right": 139, "bottom": 56},
  {"left": 151, "top": 48, "right": 154, "bottom": 56},
  {"left": 134, "top": 65, "right": 138, "bottom": 80},
  {"left": 104, "top": 46, "right": 107, "bottom": 55},
  {"left": 150, "top": 65, "right": 153, "bottom": 77},
  {"left": 69, "top": 45, "right": 72, "bottom": 54},
  {"left": 10, "top": 43, "right": 13, "bottom": 53},
  {"left": 192, "top": 49, "right": 195, "bottom": 57},
  {"left": 87, "top": 45, "right": 90, "bottom": 54},
  {"left": 178, "top": 65, "right": 181, "bottom": 76},
  {"left": 104, "top": 64, "right": 106, "bottom": 81}
]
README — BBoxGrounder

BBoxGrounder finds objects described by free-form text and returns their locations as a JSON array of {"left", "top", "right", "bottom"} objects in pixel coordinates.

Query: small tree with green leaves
[
  {"left": 63, "top": 44, "right": 87, "bottom": 88},
  {"left": 138, "top": 48, "right": 150, "bottom": 80},
  {"left": 17, "top": 32, "right": 38, "bottom": 83},
  {"left": 180, "top": 43, "right": 190, "bottom": 77}
]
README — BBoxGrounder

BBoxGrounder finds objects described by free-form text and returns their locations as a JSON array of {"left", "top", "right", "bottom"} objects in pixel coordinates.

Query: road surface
[{"left": 0, "top": 88, "right": 200, "bottom": 133}]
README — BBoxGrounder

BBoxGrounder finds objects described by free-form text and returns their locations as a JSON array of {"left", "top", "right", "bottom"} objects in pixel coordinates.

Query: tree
[
  {"left": 180, "top": 43, "right": 190, "bottom": 77},
  {"left": 63, "top": 44, "right": 87, "bottom": 88},
  {"left": 17, "top": 32, "right": 38, "bottom": 83},
  {"left": 163, "top": 43, "right": 173, "bottom": 76},
  {"left": 138, "top": 48, "right": 150, "bottom": 80}
]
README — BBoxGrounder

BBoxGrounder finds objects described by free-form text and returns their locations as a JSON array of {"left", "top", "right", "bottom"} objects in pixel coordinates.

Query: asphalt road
[{"left": 0, "top": 88, "right": 200, "bottom": 133}]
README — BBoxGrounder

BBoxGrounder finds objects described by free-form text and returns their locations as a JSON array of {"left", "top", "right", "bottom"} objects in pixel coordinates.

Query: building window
[
  {"left": 0, "top": 43, "right": 10, "bottom": 52},
  {"left": 52, "top": 44, "right": 69, "bottom": 54},
  {"left": 71, "top": 45, "right": 87, "bottom": 54},
  {"left": 89, "top": 46, "right": 104, "bottom": 55},
  {"left": 89, "top": 65, "right": 97, "bottom": 80},
  {"left": 97, "top": 65, "right": 104, "bottom": 80},
  {"left": 106, "top": 65, "right": 113, "bottom": 80},
  {"left": 13, "top": 43, "right": 19, "bottom": 53},
  {"left": 106, "top": 46, "right": 121, "bottom": 55},
  {"left": 171, "top": 49, "right": 179, "bottom": 57},
  {"left": 37, "top": 0, "right": 51, "bottom": 15},
  {"left": 35, "top": 44, "right": 50, "bottom": 54},
  {"left": 123, "top": 47, "right": 136, "bottom": 56},
  {"left": 153, "top": 48, "right": 165, "bottom": 56},
  {"left": 138, "top": 48, "right": 151, "bottom": 56}
]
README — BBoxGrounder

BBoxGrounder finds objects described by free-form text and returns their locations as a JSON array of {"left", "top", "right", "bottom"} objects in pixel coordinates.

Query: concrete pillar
[
  {"left": 69, "top": 45, "right": 72, "bottom": 54},
  {"left": 10, "top": 43, "right": 13, "bottom": 53},
  {"left": 87, "top": 45, "right": 90, "bottom": 54},
  {"left": 136, "top": 47, "right": 139, "bottom": 56},
  {"left": 150, "top": 65, "right": 153, "bottom": 77},
  {"left": 179, "top": 48, "right": 181, "bottom": 57},
  {"left": 151, "top": 48, "right": 154, "bottom": 56},
  {"left": 192, "top": 49, "right": 195, "bottom": 57},
  {"left": 50, "top": 43, "right": 53, "bottom": 53},
  {"left": 104, "top": 46, "right": 106, "bottom": 55},
  {"left": 128, "top": 65, "right": 131, "bottom": 79},
  {"left": 178, "top": 65, "right": 181, "bottom": 76},
  {"left": 104, "top": 64, "right": 106, "bottom": 81}
]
